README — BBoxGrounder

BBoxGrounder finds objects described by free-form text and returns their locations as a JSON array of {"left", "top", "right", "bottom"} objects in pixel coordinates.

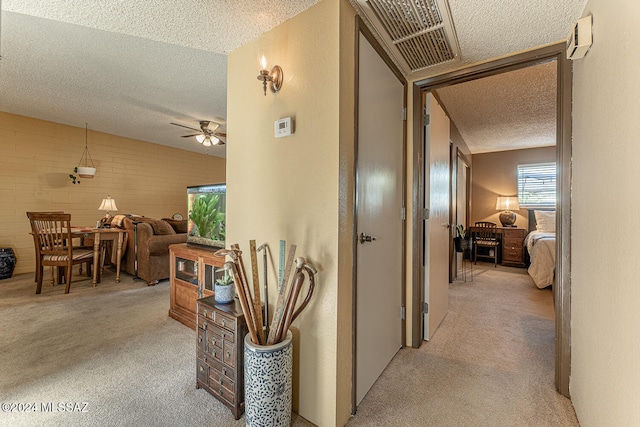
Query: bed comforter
[{"left": 525, "top": 231, "right": 556, "bottom": 288}]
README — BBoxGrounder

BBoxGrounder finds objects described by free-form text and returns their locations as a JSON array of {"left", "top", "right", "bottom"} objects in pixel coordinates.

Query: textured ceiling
[
  {"left": 435, "top": 61, "right": 558, "bottom": 154},
  {"left": 0, "top": 0, "right": 320, "bottom": 157},
  {"left": 0, "top": 0, "right": 586, "bottom": 156}
]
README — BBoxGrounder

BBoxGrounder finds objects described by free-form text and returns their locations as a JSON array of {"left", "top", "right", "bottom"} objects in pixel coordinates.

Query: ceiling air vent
[{"left": 351, "top": 0, "right": 461, "bottom": 75}]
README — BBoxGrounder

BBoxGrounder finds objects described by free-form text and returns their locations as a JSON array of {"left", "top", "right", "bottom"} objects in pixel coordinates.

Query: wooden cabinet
[
  {"left": 196, "top": 296, "right": 248, "bottom": 420},
  {"left": 501, "top": 228, "right": 526, "bottom": 267},
  {"left": 169, "top": 243, "right": 225, "bottom": 330}
]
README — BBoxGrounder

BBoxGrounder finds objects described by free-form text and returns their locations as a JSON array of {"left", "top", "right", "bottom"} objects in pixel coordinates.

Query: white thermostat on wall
[{"left": 274, "top": 117, "right": 293, "bottom": 138}]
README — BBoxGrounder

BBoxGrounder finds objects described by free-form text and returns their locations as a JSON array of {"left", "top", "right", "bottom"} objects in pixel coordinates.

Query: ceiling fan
[{"left": 171, "top": 120, "right": 226, "bottom": 146}]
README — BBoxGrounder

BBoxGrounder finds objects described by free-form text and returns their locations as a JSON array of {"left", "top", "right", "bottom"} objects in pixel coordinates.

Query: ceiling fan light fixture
[{"left": 171, "top": 121, "right": 225, "bottom": 146}]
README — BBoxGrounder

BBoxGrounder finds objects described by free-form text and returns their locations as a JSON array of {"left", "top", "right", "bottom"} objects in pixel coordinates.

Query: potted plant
[
  {"left": 214, "top": 270, "right": 235, "bottom": 304},
  {"left": 454, "top": 224, "right": 471, "bottom": 253},
  {"left": 188, "top": 194, "right": 226, "bottom": 247},
  {"left": 69, "top": 167, "right": 81, "bottom": 184}
]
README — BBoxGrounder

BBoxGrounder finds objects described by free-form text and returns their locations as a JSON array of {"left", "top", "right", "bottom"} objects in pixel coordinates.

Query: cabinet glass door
[
  {"left": 202, "top": 260, "right": 225, "bottom": 294},
  {"left": 176, "top": 257, "right": 198, "bottom": 284}
]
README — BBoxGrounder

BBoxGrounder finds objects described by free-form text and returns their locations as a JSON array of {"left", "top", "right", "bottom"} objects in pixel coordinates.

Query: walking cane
[
  {"left": 132, "top": 221, "right": 141, "bottom": 281},
  {"left": 257, "top": 243, "right": 269, "bottom": 337}
]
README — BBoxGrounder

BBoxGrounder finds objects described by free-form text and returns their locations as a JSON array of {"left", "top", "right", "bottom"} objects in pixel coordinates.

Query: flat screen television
[{"left": 186, "top": 183, "right": 226, "bottom": 249}]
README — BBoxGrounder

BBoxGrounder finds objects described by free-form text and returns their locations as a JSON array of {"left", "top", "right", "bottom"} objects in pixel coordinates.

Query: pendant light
[{"left": 77, "top": 123, "right": 96, "bottom": 178}]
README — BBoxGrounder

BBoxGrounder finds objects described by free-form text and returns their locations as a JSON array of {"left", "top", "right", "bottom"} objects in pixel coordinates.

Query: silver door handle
[{"left": 359, "top": 233, "right": 377, "bottom": 244}]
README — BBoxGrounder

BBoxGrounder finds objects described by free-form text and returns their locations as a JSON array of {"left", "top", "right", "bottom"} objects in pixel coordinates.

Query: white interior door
[
  {"left": 423, "top": 93, "right": 450, "bottom": 340},
  {"left": 356, "top": 33, "right": 404, "bottom": 405}
]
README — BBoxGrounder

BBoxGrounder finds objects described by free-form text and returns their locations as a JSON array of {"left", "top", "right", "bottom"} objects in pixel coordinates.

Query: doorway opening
[{"left": 411, "top": 43, "right": 572, "bottom": 397}]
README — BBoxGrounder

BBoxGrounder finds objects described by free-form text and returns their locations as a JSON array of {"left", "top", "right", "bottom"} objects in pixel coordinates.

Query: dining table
[{"left": 72, "top": 227, "right": 127, "bottom": 286}]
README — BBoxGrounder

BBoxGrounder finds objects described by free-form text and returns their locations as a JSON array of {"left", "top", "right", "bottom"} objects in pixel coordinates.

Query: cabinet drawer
[
  {"left": 503, "top": 237, "right": 523, "bottom": 247},
  {"left": 210, "top": 369, "right": 235, "bottom": 394},
  {"left": 206, "top": 343, "right": 222, "bottom": 362},
  {"left": 209, "top": 324, "right": 235, "bottom": 344},
  {"left": 196, "top": 358, "right": 209, "bottom": 384},
  {"left": 503, "top": 247, "right": 523, "bottom": 260},
  {"left": 214, "top": 312, "right": 235, "bottom": 332},
  {"left": 210, "top": 383, "right": 235, "bottom": 405},
  {"left": 207, "top": 330, "right": 224, "bottom": 352},
  {"left": 197, "top": 328, "right": 206, "bottom": 353},
  {"left": 222, "top": 342, "right": 236, "bottom": 367},
  {"left": 199, "top": 306, "right": 215, "bottom": 322},
  {"left": 209, "top": 355, "right": 235, "bottom": 382}
]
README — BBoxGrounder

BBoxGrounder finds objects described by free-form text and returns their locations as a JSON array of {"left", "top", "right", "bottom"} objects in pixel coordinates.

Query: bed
[{"left": 525, "top": 209, "right": 556, "bottom": 288}]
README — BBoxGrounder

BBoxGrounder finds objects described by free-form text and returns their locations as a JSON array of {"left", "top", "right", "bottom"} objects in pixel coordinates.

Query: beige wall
[
  {"left": 571, "top": 0, "right": 640, "bottom": 425},
  {"left": 0, "top": 112, "right": 225, "bottom": 275},
  {"left": 226, "top": 0, "right": 354, "bottom": 425},
  {"left": 471, "top": 147, "right": 555, "bottom": 230}
]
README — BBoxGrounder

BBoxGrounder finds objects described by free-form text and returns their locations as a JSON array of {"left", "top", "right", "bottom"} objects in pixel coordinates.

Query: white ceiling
[
  {"left": 0, "top": 0, "right": 586, "bottom": 156},
  {"left": 435, "top": 60, "right": 558, "bottom": 154}
]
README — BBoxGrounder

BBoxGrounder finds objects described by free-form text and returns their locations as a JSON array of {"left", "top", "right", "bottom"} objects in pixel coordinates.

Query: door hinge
[
  {"left": 402, "top": 107, "right": 407, "bottom": 121},
  {"left": 401, "top": 306, "right": 406, "bottom": 320},
  {"left": 401, "top": 207, "right": 406, "bottom": 221},
  {"left": 424, "top": 113, "right": 430, "bottom": 125},
  {"left": 423, "top": 208, "right": 430, "bottom": 220},
  {"left": 423, "top": 302, "right": 429, "bottom": 314}
]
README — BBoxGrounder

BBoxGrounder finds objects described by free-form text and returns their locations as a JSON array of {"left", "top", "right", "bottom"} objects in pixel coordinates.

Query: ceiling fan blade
[
  {"left": 181, "top": 133, "right": 201, "bottom": 138},
  {"left": 170, "top": 122, "right": 200, "bottom": 132}
]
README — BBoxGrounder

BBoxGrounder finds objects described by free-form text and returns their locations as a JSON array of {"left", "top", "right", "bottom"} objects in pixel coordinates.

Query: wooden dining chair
[
  {"left": 473, "top": 221, "right": 500, "bottom": 267},
  {"left": 28, "top": 212, "right": 94, "bottom": 294},
  {"left": 27, "top": 211, "right": 66, "bottom": 285}
]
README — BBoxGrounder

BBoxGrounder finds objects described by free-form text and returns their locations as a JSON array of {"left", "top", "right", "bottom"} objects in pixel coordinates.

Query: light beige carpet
[
  {"left": 0, "top": 264, "right": 578, "bottom": 427},
  {"left": 346, "top": 264, "right": 579, "bottom": 426},
  {"left": 0, "top": 269, "right": 309, "bottom": 427}
]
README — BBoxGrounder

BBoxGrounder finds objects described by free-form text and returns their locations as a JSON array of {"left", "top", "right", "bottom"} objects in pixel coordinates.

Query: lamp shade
[
  {"left": 496, "top": 196, "right": 520, "bottom": 211},
  {"left": 98, "top": 196, "right": 118, "bottom": 212}
]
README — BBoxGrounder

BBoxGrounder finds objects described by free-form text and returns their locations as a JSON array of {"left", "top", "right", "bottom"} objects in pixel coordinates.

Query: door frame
[
  {"left": 410, "top": 43, "right": 572, "bottom": 397},
  {"left": 352, "top": 16, "right": 408, "bottom": 414},
  {"left": 450, "top": 148, "right": 471, "bottom": 282}
]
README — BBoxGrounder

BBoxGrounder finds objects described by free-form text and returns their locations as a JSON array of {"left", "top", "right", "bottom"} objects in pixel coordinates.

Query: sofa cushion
[
  {"left": 120, "top": 216, "right": 175, "bottom": 235},
  {"left": 149, "top": 219, "right": 176, "bottom": 235},
  {"left": 161, "top": 218, "right": 188, "bottom": 233}
]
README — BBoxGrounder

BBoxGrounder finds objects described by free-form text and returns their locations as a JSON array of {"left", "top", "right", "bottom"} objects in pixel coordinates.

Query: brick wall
[{"left": 0, "top": 112, "right": 225, "bottom": 275}]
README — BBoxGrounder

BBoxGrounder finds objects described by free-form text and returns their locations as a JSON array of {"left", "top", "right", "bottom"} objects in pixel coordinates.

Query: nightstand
[{"left": 501, "top": 228, "right": 526, "bottom": 267}]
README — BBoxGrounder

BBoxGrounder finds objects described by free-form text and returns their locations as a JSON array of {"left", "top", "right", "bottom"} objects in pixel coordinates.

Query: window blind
[{"left": 517, "top": 163, "right": 557, "bottom": 208}]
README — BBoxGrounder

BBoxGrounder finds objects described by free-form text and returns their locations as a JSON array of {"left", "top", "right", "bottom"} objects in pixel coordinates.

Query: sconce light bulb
[{"left": 260, "top": 55, "right": 267, "bottom": 70}]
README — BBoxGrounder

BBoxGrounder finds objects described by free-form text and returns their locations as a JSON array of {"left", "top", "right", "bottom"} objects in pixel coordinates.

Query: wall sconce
[
  {"left": 257, "top": 55, "right": 283, "bottom": 96},
  {"left": 496, "top": 196, "right": 520, "bottom": 227}
]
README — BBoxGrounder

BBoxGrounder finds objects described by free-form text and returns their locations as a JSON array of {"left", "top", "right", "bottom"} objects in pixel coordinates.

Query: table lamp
[
  {"left": 98, "top": 195, "right": 118, "bottom": 222},
  {"left": 496, "top": 196, "right": 519, "bottom": 227}
]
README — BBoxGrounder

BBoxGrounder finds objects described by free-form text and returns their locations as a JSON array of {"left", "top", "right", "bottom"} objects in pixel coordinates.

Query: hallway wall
[{"left": 571, "top": 0, "right": 640, "bottom": 424}]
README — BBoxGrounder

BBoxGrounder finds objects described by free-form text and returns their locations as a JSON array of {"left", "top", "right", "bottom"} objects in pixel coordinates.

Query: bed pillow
[{"left": 535, "top": 210, "right": 556, "bottom": 233}]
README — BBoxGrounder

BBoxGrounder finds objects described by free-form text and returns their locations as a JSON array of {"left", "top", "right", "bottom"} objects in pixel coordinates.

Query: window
[{"left": 517, "top": 162, "right": 557, "bottom": 208}]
